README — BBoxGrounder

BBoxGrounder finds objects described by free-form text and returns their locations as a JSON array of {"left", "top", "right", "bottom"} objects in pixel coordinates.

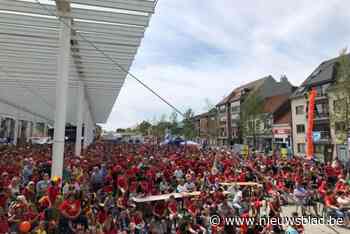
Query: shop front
[{"left": 272, "top": 125, "right": 291, "bottom": 149}]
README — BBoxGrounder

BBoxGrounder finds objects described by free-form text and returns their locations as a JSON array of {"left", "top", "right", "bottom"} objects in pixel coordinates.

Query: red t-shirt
[
  {"left": 59, "top": 200, "right": 81, "bottom": 217},
  {"left": 213, "top": 191, "right": 225, "bottom": 204},
  {"left": 117, "top": 176, "right": 128, "bottom": 191},
  {"left": 97, "top": 210, "right": 108, "bottom": 224},
  {"left": 0, "top": 194, "right": 8, "bottom": 209},
  {"left": 153, "top": 202, "right": 166, "bottom": 217},
  {"left": 131, "top": 213, "right": 143, "bottom": 225},
  {"left": 318, "top": 182, "right": 326, "bottom": 198},
  {"left": 168, "top": 201, "right": 177, "bottom": 214},
  {"left": 335, "top": 182, "right": 347, "bottom": 193},
  {"left": 324, "top": 195, "right": 336, "bottom": 207},
  {"left": 48, "top": 186, "right": 60, "bottom": 204}
]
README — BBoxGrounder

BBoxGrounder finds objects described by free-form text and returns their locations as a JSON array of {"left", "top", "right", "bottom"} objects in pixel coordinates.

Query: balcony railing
[
  {"left": 313, "top": 131, "right": 331, "bottom": 141},
  {"left": 314, "top": 112, "right": 329, "bottom": 119},
  {"left": 306, "top": 112, "right": 329, "bottom": 120},
  {"left": 219, "top": 121, "right": 227, "bottom": 125}
]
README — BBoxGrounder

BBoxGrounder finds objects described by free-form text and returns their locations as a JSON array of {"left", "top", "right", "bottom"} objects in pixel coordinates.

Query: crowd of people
[{"left": 0, "top": 141, "right": 350, "bottom": 234}]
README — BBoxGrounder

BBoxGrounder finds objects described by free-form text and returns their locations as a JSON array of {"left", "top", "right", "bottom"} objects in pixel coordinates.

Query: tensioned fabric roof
[{"left": 0, "top": 0, "right": 155, "bottom": 124}]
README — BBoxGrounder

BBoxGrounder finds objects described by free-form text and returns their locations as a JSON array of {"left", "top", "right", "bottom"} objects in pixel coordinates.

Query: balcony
[
  {"left": 314, "top": 112, "right": 330, "bottom": 120},
  {"left": 219, "top": 120, "right": 227, "bottom": 125}
]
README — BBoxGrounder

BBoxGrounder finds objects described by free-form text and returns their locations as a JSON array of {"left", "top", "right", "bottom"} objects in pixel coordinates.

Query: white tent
[{"left": 0, "top": 0, "right": 156, "bottom": 177}]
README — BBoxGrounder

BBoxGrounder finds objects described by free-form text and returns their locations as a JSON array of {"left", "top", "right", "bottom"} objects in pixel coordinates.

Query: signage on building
[{"left": 272, "top": 128, "right": 291, "bottom": 135}]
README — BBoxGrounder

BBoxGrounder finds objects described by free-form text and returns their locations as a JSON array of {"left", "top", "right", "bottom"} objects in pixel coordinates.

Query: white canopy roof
[{"left": 0, "top": 0, "right": 155, "bottom": 124}]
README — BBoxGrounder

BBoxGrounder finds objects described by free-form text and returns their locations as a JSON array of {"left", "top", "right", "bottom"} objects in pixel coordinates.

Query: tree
[
  {"left": 240, "top": 91, "right": 264, "bottom": 148},
  {"left": 203, "top": 98, "right": 214, "bottom": 111},
  {"left": 169, "top": 111, "right": 181, "bottom": 136},
  {"left": 330, "top": 49, "right": 350, "bottom": 144},
  {"left": 136, "top": 121, "right": 152, "bottom": 136},
  {"left": 182, "top": 108, "right": 196, "bottom": 139}
]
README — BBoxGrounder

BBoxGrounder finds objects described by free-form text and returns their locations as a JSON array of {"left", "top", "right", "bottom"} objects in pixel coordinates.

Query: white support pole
[
  {"left": 75, "top": 84, "right": 84, "bottom": 156},
  {"left": 13, "top": 118, "right": 19, "bottom": 145},
  {"left": 26, "top": 121, "right": 31, "bottom": 142},
  {"left": 51, "top": 17, "right": 71, "bottom": 179},
  {"left": 44, "top": 123, "right": 48, "bottom": 137},
  {"left": 32, "top": 122, "right": 37, "bottom": 137},
  {"left": 83, "top": 108, "right": 89, "bottom": 149},
  {"left": 6, "top": 118, "right": 11, "bottom": 138}
]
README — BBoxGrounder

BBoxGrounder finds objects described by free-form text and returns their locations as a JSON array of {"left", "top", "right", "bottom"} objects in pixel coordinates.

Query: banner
[
  {"left": 281, "top": 148, "right": 287, "bottom": 159},
  {"left": 241, "top": 145, "right": 249, "bottom": 159},
  {"left": 306, "top": 88, "right": 317, "bottom": 160}
]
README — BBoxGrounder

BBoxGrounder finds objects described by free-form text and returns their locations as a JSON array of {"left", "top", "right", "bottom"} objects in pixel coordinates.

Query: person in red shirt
[
  {"left": 22, "top": 181, "right": 36, "bottom": 204},
  {"left": 130, "top": 210, "right": 145, "bottom": 233},
  {"left": 59, "top": 192, "right": 84, "bottom": 234},
  {"left": 47, "top": 180, "right": 60, "bottom": 206},
  {"left": 318, "top": 180, "right": 327, "bottom": 199},
  {"left": 153, "top": 201, "right": 166, "bottom": 220},
  {"left": 335, "top": 179, "right": 348, "bottom": 193}
]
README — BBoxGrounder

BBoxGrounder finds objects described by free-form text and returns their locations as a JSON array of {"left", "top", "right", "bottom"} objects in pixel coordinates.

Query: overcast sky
[{"left": 101, "top": 0, "right": 350, "bottom": 130}]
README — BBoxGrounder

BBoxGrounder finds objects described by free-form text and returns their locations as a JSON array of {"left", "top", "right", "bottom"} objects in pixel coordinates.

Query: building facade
[
  {"left": 216, "top": 75, "right": 294, "bottom": 146},
  {"left": 0, "top": 100, "right": 49, "bottom": 144},
  {"left": 290, "top": 55, "right": 350, "bottom": 163},
  {"left": 244, "top": 94, "right": 293, "bottom": 152},
  {"left": 193, "top": 109, "right": 218, "bottom": 145}
]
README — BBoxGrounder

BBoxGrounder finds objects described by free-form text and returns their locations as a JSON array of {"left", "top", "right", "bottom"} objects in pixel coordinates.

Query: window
[
  {"left": 231, "top": 105, "right": 240, "bottom": 113},
  {"left": 295, "top": 105, "right": 304, "bottom": 115},
  {"left": 219, "top": 105, "right": 226, "bottom": 112},
  {"left": 315, "top": 102, "right": 329, "bottom": 117},
  {"left": 315, "top": 84, "right": 330, "bottom": 97},
  {"left": 297, "top": 143, "right": 305, "bottom": 153},
  {"left": 296, "top": 124, "right": 305, "bottom": 134},
  {"left": 256, "top": 120, "right": 261, "bottom": 130},
  {"left": 248, "top": 120, "right": 254, "bottom": 130},
  {"left": 264, "top": 118, "right": 272, "bottom": 129}
]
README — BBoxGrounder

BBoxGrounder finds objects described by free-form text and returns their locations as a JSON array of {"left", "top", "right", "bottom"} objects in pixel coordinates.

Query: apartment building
[
  {"left": 216, "top": 75, "right": 294, "bottom": 146},
  {"left": 193, "top": 109, "right": 217, "bottom": 145},
  {"left": 290, "top": 55, "right": 350, "bottom": 162}
]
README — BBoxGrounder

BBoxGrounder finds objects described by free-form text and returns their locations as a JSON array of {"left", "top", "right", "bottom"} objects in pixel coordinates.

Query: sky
[{"left": 101, "top": 0, "right": 350, "bottom": 130}]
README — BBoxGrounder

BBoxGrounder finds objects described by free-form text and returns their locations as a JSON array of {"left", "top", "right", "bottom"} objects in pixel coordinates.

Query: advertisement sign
[
  {"left": 241, "top": 145, "right": 249, "bottom": 158},
  {"left": 313, "top": 132, "right": 321, "bottom": 142}
]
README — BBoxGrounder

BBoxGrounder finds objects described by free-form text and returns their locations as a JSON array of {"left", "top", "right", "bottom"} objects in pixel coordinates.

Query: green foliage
[
  {"left": 330, "top": 49, "right": 350, "bottom": 143},
  {"left": 118, "top": 109, "right": 197, "bottom": 140},
  {"left": 182, "top": 108, "right": 196, "bottom": 139},
  {"left": 136, "top": 120, "right": 152, "bottom": 136},
  {"left": 240, "top": 91, "right": 264, "bottom": 147}
]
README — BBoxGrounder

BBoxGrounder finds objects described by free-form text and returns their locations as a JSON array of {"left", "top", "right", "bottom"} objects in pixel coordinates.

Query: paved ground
[{"left": 282, "top": 205, "right": 349, "bottom": 234}]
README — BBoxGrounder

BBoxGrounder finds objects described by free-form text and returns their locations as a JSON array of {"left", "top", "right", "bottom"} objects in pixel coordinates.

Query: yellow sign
[
  {"left": 281, "top": 148, "right": 287, "bottom": 159},
  {"left": 242, "top": 145, "right": 249, "bottom": 158}
]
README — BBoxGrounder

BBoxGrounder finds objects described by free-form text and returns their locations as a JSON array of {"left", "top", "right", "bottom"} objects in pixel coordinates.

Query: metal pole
[
  {"left": 51, "top": 17, "right": 71, "bottom": 178},
  {"left": 75, "top": 84, "right": 84, "bottom": 156}
]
